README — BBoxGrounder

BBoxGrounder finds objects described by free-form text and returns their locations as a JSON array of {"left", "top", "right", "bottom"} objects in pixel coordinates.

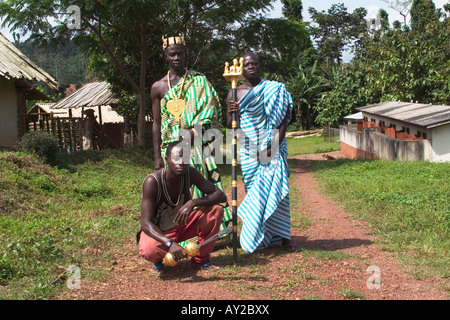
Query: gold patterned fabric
[{"left": 160, "top": 70, "right": 231, "bottom": 236}]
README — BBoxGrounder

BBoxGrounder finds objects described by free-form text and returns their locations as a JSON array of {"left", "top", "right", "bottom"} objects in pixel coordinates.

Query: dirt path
[
  {"left": 57, "top": 152, "right": 448, "bottom": 300},
  {"left": 289, "top": 152, "right": 447, "bottom": 300}
]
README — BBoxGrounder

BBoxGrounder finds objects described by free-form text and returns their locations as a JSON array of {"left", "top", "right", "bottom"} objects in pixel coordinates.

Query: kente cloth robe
[
  {"left": 160, "top": 70, "right": 231, "bottom": 235},
  {"left": 237, "top": 79, "right": 293, "bottom": 253}
]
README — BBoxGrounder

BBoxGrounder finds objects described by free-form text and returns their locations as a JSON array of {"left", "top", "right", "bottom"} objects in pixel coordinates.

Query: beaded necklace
[{"left": 161, "top": 167, "right": 184, "bottom": 207}]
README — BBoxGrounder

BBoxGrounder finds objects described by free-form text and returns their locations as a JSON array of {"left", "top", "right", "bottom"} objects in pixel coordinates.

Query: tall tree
[
  {"left": 410, "top": 0, "right": 439, "bottom": 31},
  {"left": 235, "top": 17, "right": 313, "bottom": 76},
  {"left": 281, "top": 0, "right": 303, "bottom": 21},
  {"left": 381, "top": 0, "right": 413, "bottom": 26},
  {"left": 314, "top": 3, "right": 450, "bottom": 127},
  {"left": 0, "top": 0, "right": 274, "bottom": 146},
  {"left": 308, "top": 3, "right": 368, "bottom": 66}
]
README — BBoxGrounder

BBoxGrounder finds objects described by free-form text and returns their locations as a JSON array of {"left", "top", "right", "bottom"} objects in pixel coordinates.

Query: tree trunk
[
  {"left": 296, "top": 104, "right": 302, "bottom": 130},
  {"left": 137, "top": 26, "right": 148, "bottom": 147},
  {"left": 89, "top": 22, "right": 147, "bottom": 145},
  {"left": 137, "top": 87, "right": 147, "bottom": 147},
  {"left": 306, "top": 103, "right": 311, "bottom": 130}
]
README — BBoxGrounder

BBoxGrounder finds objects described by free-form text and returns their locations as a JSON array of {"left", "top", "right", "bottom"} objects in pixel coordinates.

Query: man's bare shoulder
[
  {"left": 237, "top": 82, "right": 252, "bottom": 90},
  {"left": 234, "top": 83, "right": 252, "bottom": 100},
  {"left": 151, "top": 76, "right": 168, "bottom": 98},
  {"left": 187, "top": 166, "right": 210, "bottom": 188},
  {"left": 143, "top": 170, "right": 162, "bottom": 185}
]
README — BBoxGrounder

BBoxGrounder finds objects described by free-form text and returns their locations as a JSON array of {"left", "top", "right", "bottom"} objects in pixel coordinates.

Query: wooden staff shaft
[
  {"left": 231, "top": 85, "right": 238, "bottom": 263},
  {"left": 224, "top": 60, "right": 243, "bottom": 263}
]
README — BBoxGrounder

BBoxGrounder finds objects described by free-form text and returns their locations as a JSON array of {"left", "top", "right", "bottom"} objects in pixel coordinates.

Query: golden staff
[
  {"left": 223, "top": 57, "right": 244, "bottom": 263},
  {"left": 162, "top": 226, "right": 232, "bottom": 266}
]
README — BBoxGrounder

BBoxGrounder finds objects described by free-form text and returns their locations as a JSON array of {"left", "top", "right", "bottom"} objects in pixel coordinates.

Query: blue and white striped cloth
[{"left": 237, "top": 79, "right": 293, "bottom": 253}]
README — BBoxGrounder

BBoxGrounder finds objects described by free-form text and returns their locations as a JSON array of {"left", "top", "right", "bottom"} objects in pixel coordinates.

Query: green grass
[
  {"left": 1, "top": 135, "right": 448, "bottom": 299},
  {"left": 286, "top": 136, "right": 340, "bottom": 156},
  {"left": 308, "top": 159, "right": 450, "bottom": 279},
  {"left": 339, "top": 286, "right": 366, "bottom": 300},
  {"left": 0, "top": 148, "right": 152, "bottom": 299}
]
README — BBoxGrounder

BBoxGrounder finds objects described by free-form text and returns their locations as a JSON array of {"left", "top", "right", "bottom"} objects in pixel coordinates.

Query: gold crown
[{"left": 162, "top": 35, "right": 186, "bottom": 50}]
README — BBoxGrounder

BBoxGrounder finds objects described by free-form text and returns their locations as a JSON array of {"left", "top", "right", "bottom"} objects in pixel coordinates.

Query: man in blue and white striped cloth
[{"left": 227, "top": 52, "right": 300, "bottom": 253}]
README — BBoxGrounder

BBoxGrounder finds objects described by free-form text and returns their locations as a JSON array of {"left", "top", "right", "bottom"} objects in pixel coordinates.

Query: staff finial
[{"left": 223, "top": 57, "right": 244, "bottom": 89}]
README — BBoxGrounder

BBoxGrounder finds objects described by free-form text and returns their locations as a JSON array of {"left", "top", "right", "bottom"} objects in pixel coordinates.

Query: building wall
[
  {"left": 431, "top": 125, "right": 450, "bottom": 162},
  {"left": 339, "top": 124, "right": 373, "bottom": 156},
  {"left": 340, "top": 124, "right": 436, "bottom": 162},
  {"left": 0, "top": 77, "right": 18, "bottom": 148},
  {"left": 363, "top": 114, "right": 430, "bottom": 138}
]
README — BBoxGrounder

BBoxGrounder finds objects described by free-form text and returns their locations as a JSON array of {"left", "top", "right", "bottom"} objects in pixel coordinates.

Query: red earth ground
[{"left": 56, "top": 151, "right": 448, "bottom": 301}]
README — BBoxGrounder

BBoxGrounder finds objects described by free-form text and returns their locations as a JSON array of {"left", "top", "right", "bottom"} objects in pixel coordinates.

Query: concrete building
[{"left": 340, "top": 101, "right": 450, "bottom": 162}]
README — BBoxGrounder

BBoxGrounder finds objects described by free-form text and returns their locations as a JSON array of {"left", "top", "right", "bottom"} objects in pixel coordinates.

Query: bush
[{"left": 18, "top": 131, "right": 59, "bottom": 164}]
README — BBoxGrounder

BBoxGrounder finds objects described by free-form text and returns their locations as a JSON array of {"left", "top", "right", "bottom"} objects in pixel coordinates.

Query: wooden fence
[
  {"left": 22, "top": 113, "right": 84, "bottom": 152},
  {"left": 323, "top": 126, "right": 340, "bottom": 143},
  {"left": 21, "top": 113, "right": 127, "bottom": 152}
]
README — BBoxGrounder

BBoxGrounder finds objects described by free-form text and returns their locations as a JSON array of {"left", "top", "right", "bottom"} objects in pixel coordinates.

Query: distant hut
[
  {"left": 0, "top": 32, "right": 58, "bottom": 148},
  {"left": 51, "top": 81, "right": 125, "bottom": 149}
]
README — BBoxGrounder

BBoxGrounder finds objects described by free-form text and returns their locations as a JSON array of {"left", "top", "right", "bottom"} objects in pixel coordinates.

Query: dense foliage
[
  {"left": 1, "top": 0, "right": 448, "bottom": 130},
  {"left": 14, "top": 39, "right": 91, "bottom": 101},
  {"left": 314, "top": 0, "right": 450, "bottom": 127}
]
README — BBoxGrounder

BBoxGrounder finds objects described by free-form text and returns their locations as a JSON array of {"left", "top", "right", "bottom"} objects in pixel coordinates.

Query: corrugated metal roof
[
  {"left": 52, "top": 81, "right": 120, "bottom": 109},
  {"left": 344, "top": 112, "right": 363, "bottom": 120},
  {"left": 0, "top": 32, "right": 58, "bottom": 90},
  {"left": 357, "top": 101, "right": 450, "bottom": 128},
  {"left": 30, "top": 102, "right": 124, "bottom": 124}
]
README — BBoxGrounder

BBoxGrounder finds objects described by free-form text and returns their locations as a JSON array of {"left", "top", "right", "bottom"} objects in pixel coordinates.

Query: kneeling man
[{"left": 138, "top": 140, "right": 226, "bottom": 273}]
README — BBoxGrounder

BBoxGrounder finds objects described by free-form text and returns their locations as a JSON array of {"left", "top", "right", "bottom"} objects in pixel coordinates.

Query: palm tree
[{"left": 287, "top": 61, "right": 329, "bottom": 130}]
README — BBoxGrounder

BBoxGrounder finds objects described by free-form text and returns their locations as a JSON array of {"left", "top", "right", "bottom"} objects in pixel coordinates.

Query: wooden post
[
  {"left": 68, "top": 112, "right": 73, "bottom": 153},
  {"left": 98, "top": 106, "right": 103, "bottom": 125},
  {"left": 57, "top": 118, "right": 63, "bottom": 151}
]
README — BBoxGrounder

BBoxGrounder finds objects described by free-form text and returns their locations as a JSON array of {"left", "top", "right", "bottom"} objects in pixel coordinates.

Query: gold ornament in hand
[
  {"left": 162, "top": 252, "right": 177, "bottom": 266},
  {"left": 184, "top": 242, "right": 200, "bottom": 257},
  {"left": 162, "top": 241, "right": 199, "bottom": 266}
]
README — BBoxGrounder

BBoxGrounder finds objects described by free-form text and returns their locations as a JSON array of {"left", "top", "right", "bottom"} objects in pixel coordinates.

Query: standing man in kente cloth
[
  {"left": 227, "top": 52, "right": 300, "bottom": 253},
  {"left": 150, "top": 34, "right": 231, "bottom": 236}
]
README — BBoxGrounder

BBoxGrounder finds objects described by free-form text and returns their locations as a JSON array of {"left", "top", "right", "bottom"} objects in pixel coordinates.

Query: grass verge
[
  {"left": 308, "top": 159, "right": 450, "bottom": 279},
  {"left": 287, "top": 136, "right": 340, "bottom": 156},
  {"left": 0, "top": 148, "right": 152, "bottom": 299}
]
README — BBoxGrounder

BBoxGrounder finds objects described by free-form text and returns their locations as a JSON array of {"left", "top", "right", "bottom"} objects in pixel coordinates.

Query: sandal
[
  {"left": 282, "top": 239, "right": 301, "bottom": 253},
  {"left": 192, "top": 260, "right": 221, "bottom": 270},
  {"left": 285, "top": 243, "right": 301, "bottom": 252},
  {"left": 152, "top": 262, "right": 166, "bottom": 274}
]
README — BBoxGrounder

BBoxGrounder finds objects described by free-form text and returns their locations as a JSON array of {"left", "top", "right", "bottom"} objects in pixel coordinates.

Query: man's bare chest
[{"left": 236, "top": 88, "right": 251, "bottom": 101}]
